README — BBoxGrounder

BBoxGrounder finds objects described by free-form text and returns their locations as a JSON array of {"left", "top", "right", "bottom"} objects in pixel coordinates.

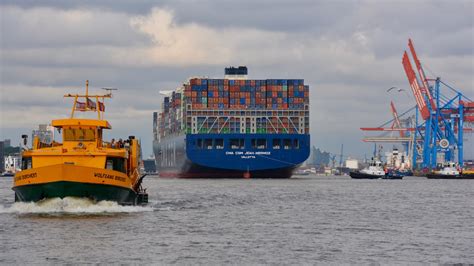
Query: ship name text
[
  {"left": 94, "top": 172, "right": 126, "bottom": 182},
  {"left": 14, "top": 172, "right": 38, "bottom": 182},
  {"left": 225, "top": 151, "right": 271, "bottom": 159}
]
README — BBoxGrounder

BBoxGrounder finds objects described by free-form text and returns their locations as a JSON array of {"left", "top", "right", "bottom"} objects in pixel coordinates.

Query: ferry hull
[
  {"left": 13, "top": 181, "right": 137, "bottom": 204},
  {"left": 13, "top": 164, "right": 145, "bottom": 205}
]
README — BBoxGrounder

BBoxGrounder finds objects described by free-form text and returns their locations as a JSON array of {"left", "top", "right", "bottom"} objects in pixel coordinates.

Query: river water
[{"left": 1, "top": 175, "right": 473, "bottom": 264}]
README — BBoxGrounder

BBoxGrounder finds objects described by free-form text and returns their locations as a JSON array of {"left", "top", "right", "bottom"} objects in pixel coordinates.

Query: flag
[
  {"left": 87, "top": 98, "right": 97, "bottom": 110},
  {"left": 98, "top": 101, "right": 105, "bottom": 112},
  {"left": 75, "top": 98, "right": 104, "bottom": 111},
  {"left": 75, "top": 101, "right": 86, "bottom": 111}
]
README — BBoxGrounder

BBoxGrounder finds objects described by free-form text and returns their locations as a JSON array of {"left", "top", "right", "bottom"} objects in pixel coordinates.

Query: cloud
[
  {"left": 129, "top": 8, "right": 288, "bottom": 66},
  {"left": 0, "top": 6, "right": 146, "bottom": 48},
  {"left": 1, "top": 3, "right": 473, "bottom": 159}
]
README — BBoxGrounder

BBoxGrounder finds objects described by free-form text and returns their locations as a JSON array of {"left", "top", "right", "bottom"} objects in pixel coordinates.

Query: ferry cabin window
[
  {"left": 272, "top": 139, "right": 281, "bottom": 149},
  {"left": 64, "top": 127, "right": 96, "bottom": 141},
  {"left": 256, "top": 139, "right": 266, "bottom": 149},
  {"left": 230, "top": 139, "right": 244, "bottom": 149},
  {"left": 204, "top": 139, "right": 213, "bottom": 149},
  {"left": 215, "top": 139, "right": 224, "bottom": 149},
  {"left": 21, "top": 157, "right": 32, "bottom": 170},
  {"left": 283, "top": 139, "right": 291, "bottom": 149},
  {"left": 106, "top": 160, "right": 113, "bottom": 170},
  {"left": 293, "top": 139, "right": 299, "bottom": 149},
  {"left": 105, "top": 157, "right": 126, "bottom": 173}
]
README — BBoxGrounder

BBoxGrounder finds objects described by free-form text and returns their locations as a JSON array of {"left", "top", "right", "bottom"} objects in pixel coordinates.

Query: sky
[{"left": 1, "top": 0, "right": 473, "bottom": 160}]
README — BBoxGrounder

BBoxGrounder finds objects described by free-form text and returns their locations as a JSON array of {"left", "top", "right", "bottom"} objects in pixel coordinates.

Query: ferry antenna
[{"left": 102, "top": 87, "right": 118, "bottom": 97}]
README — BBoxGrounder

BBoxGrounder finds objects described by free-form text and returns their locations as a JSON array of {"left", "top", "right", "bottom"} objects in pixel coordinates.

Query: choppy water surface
[{"left": 1, "top": 175, "right": 473, "bottom": 264}]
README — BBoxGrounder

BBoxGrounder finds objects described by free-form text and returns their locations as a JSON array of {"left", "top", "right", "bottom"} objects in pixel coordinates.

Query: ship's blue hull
[{"left": 153, "top": 133, "right": 310, "bottom": 178}]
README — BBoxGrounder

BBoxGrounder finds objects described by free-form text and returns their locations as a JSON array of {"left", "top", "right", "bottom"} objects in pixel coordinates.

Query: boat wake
[{"left": 0, "top": 197, "right": 154, "bottom": 214}]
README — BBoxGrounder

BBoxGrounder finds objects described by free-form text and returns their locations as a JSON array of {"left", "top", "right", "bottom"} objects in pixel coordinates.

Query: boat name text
[
  {"left": 94, "top": 172, "right": 126, "bottom": 182},
  {"left": 14, "top": 172, "right": 37, "bottom": 182}
]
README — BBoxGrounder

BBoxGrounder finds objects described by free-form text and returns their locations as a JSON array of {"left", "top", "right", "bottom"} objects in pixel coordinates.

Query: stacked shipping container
[
  {"left": 207, "top": 79, "right": 229, "bottom": 109},
  {"left": 266, "top": 79, "right": 288, "bottom": 109},
  {"left": 157, "top": 90, "right": 183, "bottom": 139},
  {"left": 184, "top": 78, "right": 305, "bottom": 110},
  {"left": 186, "top": 78, "right": 208, "bottom": 109},
  {"left": 288, "top": 80, "right": 309, "bottom": 110},
  {"left": 157, "top": 77, "right": 309, "bottom": 139}
]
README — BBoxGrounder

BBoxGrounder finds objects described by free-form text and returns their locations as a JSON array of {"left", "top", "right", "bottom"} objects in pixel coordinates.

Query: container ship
[{"left": 153, "top": 67, "right": 310, "bottom": 178}]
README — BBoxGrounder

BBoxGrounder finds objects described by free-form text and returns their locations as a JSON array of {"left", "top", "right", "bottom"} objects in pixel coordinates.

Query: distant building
[
  {"left": 310, "top": 146, "right": 330, "bottom": 167},
  {"left": 4, "top": 139, "right": 11, "bottom": 148},
  {"left": 32, "top": 124, "right": 54, "bottom": 144},
  {"left": 0, "top": 141, "right": 4, "bottom": 173}
]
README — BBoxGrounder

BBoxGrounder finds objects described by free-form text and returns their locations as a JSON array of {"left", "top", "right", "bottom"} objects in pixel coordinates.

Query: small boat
[
  {"left": 2, "top": 171, "right": 15, "bottom": 177},
  {"left": 460, "top": 169, "right": 474, "bottom": 179},
  {"left": 3, "top": 155, "right": 21, "bottom": 177},
  {"left": 350, "top": 160, "right": 385, "bottom": 179},
  {"left": 426, "top": 162, "right": 461, "bottom": 179},
  {"left": 382, "top": 169, "right": 404, "bottom": 179},
  {"left": 398, "top": 169, "right": 413, "bottom": 176},
  {"left": 294, "top": 169, "right": 310, "bottom": 176},
  {"left": 12, "top": 81, "right": 148, "bottom": 205}
]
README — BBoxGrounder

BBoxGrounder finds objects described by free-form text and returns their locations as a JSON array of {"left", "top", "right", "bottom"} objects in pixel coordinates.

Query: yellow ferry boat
[{"left": 13, "top": 81, "right": 148, "bottom": 205}]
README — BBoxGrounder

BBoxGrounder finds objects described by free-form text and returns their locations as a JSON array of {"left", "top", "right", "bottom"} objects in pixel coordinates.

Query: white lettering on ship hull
[{"left": 225, "top": 151, "right": 271, "bottom": 159}]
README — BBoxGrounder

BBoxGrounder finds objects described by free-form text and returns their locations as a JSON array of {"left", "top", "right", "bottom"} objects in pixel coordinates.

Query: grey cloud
[
  {"left": 1, "top": 1, "right": 473, "bottom": 158},
  {"left": 0, "top": 6, "right": 149, "bottom": 49}
]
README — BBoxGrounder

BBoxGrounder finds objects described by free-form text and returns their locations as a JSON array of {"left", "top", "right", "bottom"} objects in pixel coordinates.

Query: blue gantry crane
[{"left": 402, "top": 39, "right": 474, "bottom": 169}]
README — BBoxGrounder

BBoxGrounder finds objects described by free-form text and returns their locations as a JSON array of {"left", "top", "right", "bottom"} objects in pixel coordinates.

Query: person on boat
[
  {"left": 110, "top": 138, "right": 116, "bottom": 148},
  {"left": 117, "top": 138, "right": 123, "bottom": 148}
]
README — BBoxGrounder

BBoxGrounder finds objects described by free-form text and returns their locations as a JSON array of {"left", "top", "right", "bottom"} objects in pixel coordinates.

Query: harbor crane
[
  {"left": 402, "top": 39, "right": 473, "bottom": 169},
  {"left": 361, "top": 39, "right": 473, "bottom": 170}
]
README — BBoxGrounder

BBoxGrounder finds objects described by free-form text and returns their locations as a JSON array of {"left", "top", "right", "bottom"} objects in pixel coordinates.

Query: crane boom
[
  {"left": 402, "top": 51, "right": 430, "bottom": 120},
  {"left": 390, "top": 101, "right": 404, "bottom": 137},
  {"left": 408, "top": 39, "right": 436, "bottom": 109}
]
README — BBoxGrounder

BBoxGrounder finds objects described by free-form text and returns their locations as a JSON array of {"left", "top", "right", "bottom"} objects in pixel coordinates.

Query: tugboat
[
  {"left": 350, "top": 159, "right": 385, "bottom": 179},
  {"left": 12, "top": 81, "right": 148, "bottom": 205},
  {"left": 426, "top": 162, "right": 462, "bottom": 179},
  {"left": 460, "top": 169, "right": 474, "bottom": 179}
]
